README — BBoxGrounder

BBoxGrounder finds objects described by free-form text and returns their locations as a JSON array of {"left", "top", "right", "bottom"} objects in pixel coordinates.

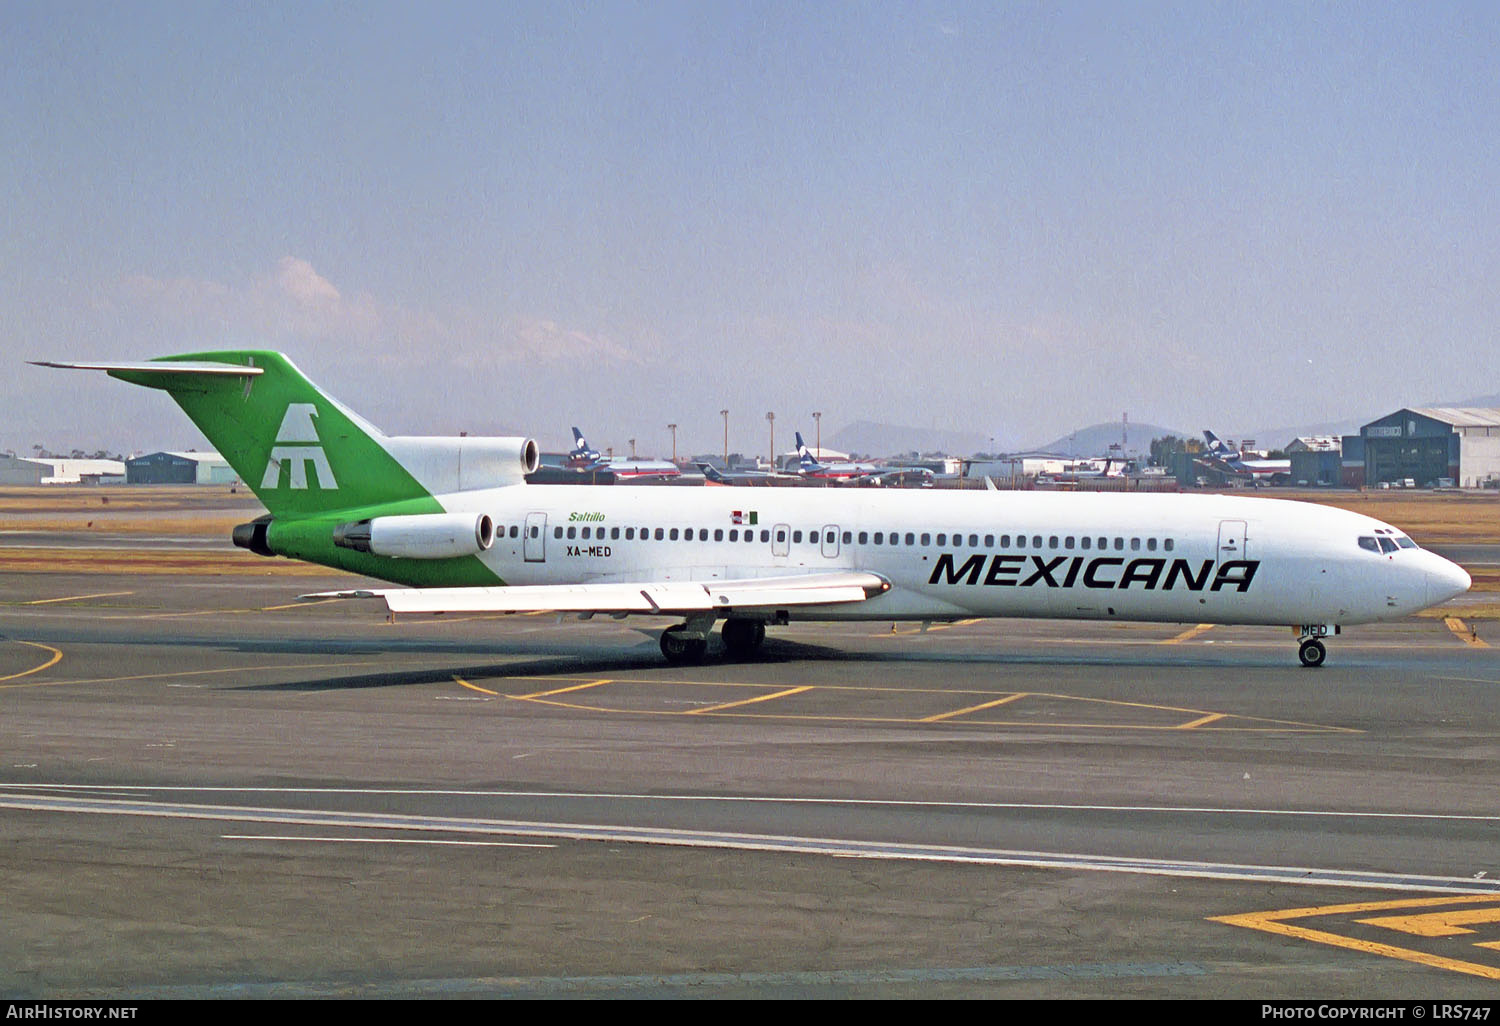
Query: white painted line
[{"left": 3, "top": 790, "right": 1496, "bottom": 895}]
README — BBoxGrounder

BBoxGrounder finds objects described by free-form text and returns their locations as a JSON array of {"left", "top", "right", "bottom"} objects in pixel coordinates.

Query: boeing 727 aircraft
[{"left": 36, "top": 353, "right": 1470, "bottom": 667}]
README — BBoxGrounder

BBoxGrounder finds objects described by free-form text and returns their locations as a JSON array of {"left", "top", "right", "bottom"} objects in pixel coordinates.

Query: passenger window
[
  {"left": 905, "top": 533, "right": 915, "bottom": 545},
  {"left": 969, "top": 534, "right": 979, "bottom": 547},
  {"left": 1081, "top": 536, "right": 1091, "bottom": 550},
  {"left": 567, "top": 526, "right": 577, "bottom": 539},
  {"left": 626, "top": 527, "right": 635, "bottom": 540},
  {"left": 920, "top": 533, "right": 931, "bottom": 546},
  {"left": 1146, "top": 537, "right": 1156, "bottom": 551},
  {"left": 1001, "top": 534, "right": 1011, "bottom": 547},
  {"left": 714, "top": 529, "right": 723, "bottom": 541},
  {"left": 580, "top": 527, "right": 590, "bottom": 539},
  {"left": 1032, "top": 535, "right": 1042, "bottom": 548},
  {"left": 776, "top": 529, "right": 786, "bottom": 543},
  {"left": 764, "top": 529, "right": 773, "bottom": 542},
  {"left": 1114, "top": 538, "right": 1124, "bottom": 550},
  {"left": 1130, "top": 538, "right": 1140, "bottom": 551},
  {"left": 669, "top": 528, "right": 679, "bottom": 540},
  {"left": 655, "top": 528, "right": 664, "bottom": 540},
  {"left": 612, "top": 527, "right": 620, "bottom": 540},
  {"left": 793, "top": 530, "right": 803, "bottom": 543},
  {"left": 936, "top": 533, "right": 947, "bottom": 546},
  {"left": 984, "top": 534, "right": 994, "bottom": 547},
  {"left": 510, "top": 526, "right": 519, "bottom": 539},
  {"left": 858, "top": 532, "right": 868, "bottom": 544},
  {"left": 843, "top": 531, "right": 853, "bottom": 544},
  {"left": 1016, "top": 535, "right": 1026, "bottom": 549},
  {"left": 873, "top": 532, "right": 883, "bottom": 544},
  {"left": 729, "top": 529, "right": 738, "bottom": 542},
  {"left": 1358, "top": 536, "right": 1379, "bottom": 553},
  {"left": 1065, "top": 536, "right": 1074, "bottom": 549},
  {"left": 1164, "top": 538, "right": 1174, "bottom": 552},
  {"left": 1097, "top": 537, "right": 1107, "bottom": 549},
  {"left": 1049, "top": 536, "right": 1058, "bottom": 549},
  {"left": 554, "top": 527, "right": 563, "bottom": 539}
]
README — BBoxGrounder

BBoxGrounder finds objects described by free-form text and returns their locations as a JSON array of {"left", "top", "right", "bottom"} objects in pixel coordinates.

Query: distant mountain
[
  {"left": 1430, "top": 392, "right": 1500, "bottom": 409},
  {"left": 829, "top": 421, "right": 1000, "bottom": 459},
  {"left": 1030, "top": 421, "right": 1189, "bottom": 458}
]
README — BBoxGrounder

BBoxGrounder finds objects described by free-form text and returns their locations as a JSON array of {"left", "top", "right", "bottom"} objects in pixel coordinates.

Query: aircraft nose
[{"left": 1426, "top": 557, "right": 1472, "bottom": 607}]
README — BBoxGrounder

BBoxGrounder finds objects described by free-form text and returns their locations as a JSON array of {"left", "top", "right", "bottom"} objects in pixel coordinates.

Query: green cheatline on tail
[{"left": 108, "top": 351, "right": 436, "bottom": 518}]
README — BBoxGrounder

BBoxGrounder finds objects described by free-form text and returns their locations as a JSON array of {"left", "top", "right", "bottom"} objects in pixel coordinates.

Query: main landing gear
[
  {"left": 659, "top": 624, "right": 709, "bottom": 665},
  {"left": 659, "top": 616, "right": 768, "bottom": 665},
  {"left": 720, "top": 617, "right": 766, "bottom": 660},
  {"left": 1296, "top": 624, "right": 1339, "bottom": 668}
]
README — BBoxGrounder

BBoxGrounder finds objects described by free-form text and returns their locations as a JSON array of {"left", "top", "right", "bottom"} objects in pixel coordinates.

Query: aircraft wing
[{"left": 302, "top": 571, "right": 890, "bottom": 615}]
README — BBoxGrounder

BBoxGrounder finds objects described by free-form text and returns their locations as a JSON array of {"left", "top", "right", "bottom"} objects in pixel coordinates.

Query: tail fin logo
[{"left": 261, "top": 403, "right": 338, "bottom": 490}]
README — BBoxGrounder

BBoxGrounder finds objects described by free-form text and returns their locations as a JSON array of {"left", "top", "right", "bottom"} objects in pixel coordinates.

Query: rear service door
[{"left": 524, "top": 512, "right": 547, "bottom": 562}]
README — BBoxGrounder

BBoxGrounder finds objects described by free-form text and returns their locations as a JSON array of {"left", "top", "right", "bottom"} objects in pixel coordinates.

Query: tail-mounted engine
[{"left": 332, "top": 512, "right": 496, "bottom": 559}]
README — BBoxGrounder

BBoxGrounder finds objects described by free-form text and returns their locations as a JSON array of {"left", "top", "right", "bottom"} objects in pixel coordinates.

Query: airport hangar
[
  {"left": 1341, "top": 407, "right": 1500, "bottom": 489},
  {"left": 124, "top": 450, "right": 236, "bottom": 485}
]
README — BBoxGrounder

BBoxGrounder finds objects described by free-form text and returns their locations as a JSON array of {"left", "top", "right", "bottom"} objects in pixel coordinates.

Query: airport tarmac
[{"left": 3, "top": 566, "right": 1500, "bottom": 999}]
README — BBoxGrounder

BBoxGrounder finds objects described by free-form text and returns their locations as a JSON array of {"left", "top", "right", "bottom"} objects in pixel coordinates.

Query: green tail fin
[{"left": 111, "top": 351, "right": 433, "bottom": 516}]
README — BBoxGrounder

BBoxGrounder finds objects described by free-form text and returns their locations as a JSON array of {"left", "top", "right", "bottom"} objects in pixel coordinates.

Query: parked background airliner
[
  {"left": 1201, "top": 430, "right": 1293, "bottom": 484},
  {"left": 36, "top": 352, "right": 1470, "bottom": 667}
]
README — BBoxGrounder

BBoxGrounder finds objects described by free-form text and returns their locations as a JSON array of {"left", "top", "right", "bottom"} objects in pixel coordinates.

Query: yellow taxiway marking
[
  {"left": 1162, "top": 623, "right": 1215, "bottom": 644},
  {"left": 1444, "top": 617, "right": 1489, "bottom": 648},
  {"left": 485, "top": 675, "right": 1354, "bottom": 732},
  {"left": 509, "top": 679, "right": 614, "bottom": 700},
  {"left": 885, "top": 618, "right": 981, "bottom": 637},
  {"left": 689, "top": 686, "right": 813, "bottom": 715},
  {"left": 1212, "top": 895, "right": 1500, "bottom": 981},
  {"left": 0, "top": 658, "right": 405, "bottom": 692},
  {"left": 258, "top": 598, "right": 341, "bottom": 612},
  {"left": 454, "top": 676, "right": 498, "bottom": 696},
  {"left": 921, "top": 692, "right": 1028, "bottom": 723},
  {"left": 0, "top": 641, "right": 63, "bottom": 682},
  {"left": 20, "top": 591, "right": 134, "bottom": 606},
  {"left": 1358, "top": 905, "right": 1500, "bottom": 938}
]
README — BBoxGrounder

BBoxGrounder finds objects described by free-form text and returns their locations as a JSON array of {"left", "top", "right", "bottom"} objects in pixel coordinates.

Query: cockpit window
[
  {"left": 1378, "top": 537, "right": 1398, "bottom": 553},
  {"left": 1358, "top": 536, "right": 1380, "bottom": 553},
  {"left": 1396, "top": 537, "right": 1417, "bottom": 549}
]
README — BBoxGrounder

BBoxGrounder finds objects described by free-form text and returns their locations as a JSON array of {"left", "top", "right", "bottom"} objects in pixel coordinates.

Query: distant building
[
  {"left": 1357, "top": 408, "right": 1500, "bottom": 488},
  {"left": 125, "top": 451, "right": 237, "bottom": 485},
  {"left": 1286, "top": 436, "right": 1342, "bottom": 487},
  {"left": 0, "top": 454, "right": 48, "bottom": 485},
  {"left": 965, "top": 454, "right": 1068, "bottom": 482},
  {"left": 0, "top": 455, "right": 125, "bottom": 484}
]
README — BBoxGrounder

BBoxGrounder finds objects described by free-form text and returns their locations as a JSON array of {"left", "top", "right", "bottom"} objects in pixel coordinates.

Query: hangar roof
[{"left": 1406, "top": 408, "right": 1500, "bottom": 429}]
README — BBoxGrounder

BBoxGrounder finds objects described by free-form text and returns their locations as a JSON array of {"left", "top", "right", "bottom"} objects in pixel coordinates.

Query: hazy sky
[{"left": 4, "top": 2, "right": 1497, "bottom": 457}]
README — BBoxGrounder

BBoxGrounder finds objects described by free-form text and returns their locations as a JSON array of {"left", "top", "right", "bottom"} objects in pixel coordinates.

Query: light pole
[
  {"left": 720, "top": 409, "right": 729, "bottom": 465},
  {"left": 766, "top": 412, "right": 775, "bottom": 470},
  {"left": 813, "top": 411, "right": 822, "bottom": 461},
  {"left": 628, "top": 438, "right": 636, "bottom": 459},
  {"left": 667, "top": 424, "right": 677, "bottom": 466}
]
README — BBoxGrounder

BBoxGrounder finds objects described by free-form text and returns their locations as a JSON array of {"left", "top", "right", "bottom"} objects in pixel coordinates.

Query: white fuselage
[{"left": 422, "top": 486, "right": 1469, "bottom": 628}]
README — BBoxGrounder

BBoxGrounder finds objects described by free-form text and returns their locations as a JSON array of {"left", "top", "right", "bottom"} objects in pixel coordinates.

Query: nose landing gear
[{"left": 1296, "top": 624, "right": 1339, "bottom": 668}]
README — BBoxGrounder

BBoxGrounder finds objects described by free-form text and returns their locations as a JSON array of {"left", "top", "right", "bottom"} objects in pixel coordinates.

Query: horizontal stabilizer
[
  {"left": 301, "top": 571, "right": 889, "bottom": 616},
  {"left": 31, "top": 360, "right": 264, "bottom": 376}
]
